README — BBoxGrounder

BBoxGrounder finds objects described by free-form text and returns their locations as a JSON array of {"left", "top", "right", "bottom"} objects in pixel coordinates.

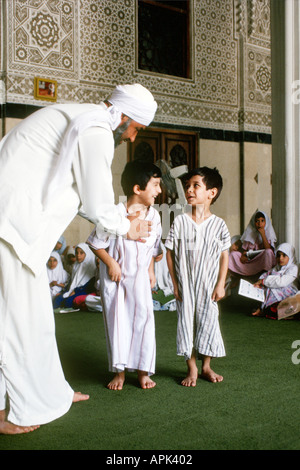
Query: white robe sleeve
[
  {"left": 86, "top": 227, "right": 110, "bottom": 250},
  {"left": 263, "top": 273, "right": 297, "bottom": 288},
  {"left": 72, "top": 126, "right": 130, "bottom": 237},
  {"left": 263, "top": 265, "right": 298, "bottom": 288}
]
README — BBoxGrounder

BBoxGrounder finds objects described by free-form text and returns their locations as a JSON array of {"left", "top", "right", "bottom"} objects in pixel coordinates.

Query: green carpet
[{"left": 1, "top": 296, "right": 300, "bottom": 451}]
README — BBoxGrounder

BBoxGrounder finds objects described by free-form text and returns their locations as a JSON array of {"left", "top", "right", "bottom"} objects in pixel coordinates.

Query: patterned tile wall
[{"left": 1, "top": 0, "right": 271, "bottom": 134}]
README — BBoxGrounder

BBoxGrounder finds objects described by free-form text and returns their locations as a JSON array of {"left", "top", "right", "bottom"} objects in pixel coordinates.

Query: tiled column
[{"left": 271, "top": 0, "right": 300, "bottom": 256}]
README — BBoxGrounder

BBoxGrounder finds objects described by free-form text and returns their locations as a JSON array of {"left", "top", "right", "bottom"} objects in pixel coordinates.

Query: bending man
[{"left": 0, "top": 84, "right": 157, "bottom": 434}]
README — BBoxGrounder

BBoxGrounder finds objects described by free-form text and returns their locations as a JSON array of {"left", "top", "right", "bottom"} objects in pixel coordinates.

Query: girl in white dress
[
  {"left": 47, "top": 251, "right": 70, "bottom": 299},
  {"left": 53, "top": 243, "right": 96, "bottom": 309},
  {"left": 87, "top": 161, "right": 162, "bottom": 390}
]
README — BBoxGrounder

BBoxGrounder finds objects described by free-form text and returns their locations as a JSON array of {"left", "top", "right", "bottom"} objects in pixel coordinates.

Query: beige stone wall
[
  {"left": 198, "top": 139, "right": 241, "bottom": 237},
  {"left": 198, "top": 140, "right": 272, "bottom": 237},
  {"left": 4, "top": 117, "right": 22, "bottom": 134},
  {"left": 243, "top": 142, "right": 272, "bottom": 226}
]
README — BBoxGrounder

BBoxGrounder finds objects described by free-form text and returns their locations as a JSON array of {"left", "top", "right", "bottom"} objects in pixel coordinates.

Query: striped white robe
[
  {"left": 87, "top": 204, "right": 162, "bottom": 375},
  {"left": 165, "top": 213, "right": 231, "bottom": 360}
]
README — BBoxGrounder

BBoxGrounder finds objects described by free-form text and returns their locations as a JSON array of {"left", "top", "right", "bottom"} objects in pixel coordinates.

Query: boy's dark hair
[
  {"left": 182, "top": 166, "right": 223, "bottom": 204},
  {"left": 121, "top": 160, "right": 161, "bottom": 197}
]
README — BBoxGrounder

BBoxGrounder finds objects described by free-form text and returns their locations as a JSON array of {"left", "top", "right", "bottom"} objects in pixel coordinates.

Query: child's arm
[
  {"left": 261, "top": 272, "right": 297, "bottom": 289},
  {"left": 166, "top": 248, "right": 182, "bottom": 301},
  {"left": 253, "top": 279, "right": 264, "bottom": 288},
  {"left": 240, "top": 251, "right": 249, "bottom": 263},
  {"left": 91, "top": 247, "right": 121, "bottom": 282},
  {"left": 257, "top": 227, "right": 272, "bottom": 250},
  {"left": 148, "top": 257, "right": 156, "bottom": 289},
  {"left": 49, "top": 281, "right": 66, "bottom": 288},
  {"left": 212, "top": 250, "right": 229, "bottom": 301}
]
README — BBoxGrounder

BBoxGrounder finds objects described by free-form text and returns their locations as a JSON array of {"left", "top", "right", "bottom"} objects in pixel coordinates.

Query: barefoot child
[
  {"left": 165, "top": 167, "right": 231, "bottom": 386},
  {"left": 87, "top": 160, "right": 162, "bottom": 390}
]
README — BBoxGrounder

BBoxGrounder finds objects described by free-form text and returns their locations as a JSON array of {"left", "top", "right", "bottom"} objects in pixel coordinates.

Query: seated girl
[
  {"left": 252, "top": 243, "right": 299, "bottom": 318},
  {"left": 47, "top": 251, "right": 70, "bottom": 300},
  {"left": 72, "top": 258, "right": 103, "bottom": 312},
  {"left": 53, "top": 242, "right": 96, "bottom": 310},
  {"left": 228, "top": 210, "right": 277, "bottom": 278},
  {"left": 54, "top": 235, "right": 67, "bottom": 257},
  {"left": 63, "top": 246, "right": 76, "bottom": 274}
]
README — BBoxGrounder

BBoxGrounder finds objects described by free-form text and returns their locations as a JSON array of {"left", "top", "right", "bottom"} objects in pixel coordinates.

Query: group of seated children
[
  {"left": 47, "top": 240, "right": 102, "bottom": 312},
  {"left": 228, "top": 210, "right": 299, "bottom": 319}
]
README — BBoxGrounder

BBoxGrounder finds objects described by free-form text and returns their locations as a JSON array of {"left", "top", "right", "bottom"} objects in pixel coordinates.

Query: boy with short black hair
[
  {"left": 166, "top": 166, "right": 231, "bottom": 386},
  {"left": 87, "top": 160, "right": 162, "bottom": 390}
]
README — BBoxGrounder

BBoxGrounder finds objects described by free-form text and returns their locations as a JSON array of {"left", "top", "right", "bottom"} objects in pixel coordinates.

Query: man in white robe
[{"left": 0, "top": 84, "right": 157, "bottom": 434}]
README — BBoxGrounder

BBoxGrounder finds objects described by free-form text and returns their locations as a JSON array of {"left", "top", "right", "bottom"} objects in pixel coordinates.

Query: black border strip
[{"left": 1, "top": 103, "right": 272, "bottom": 144}]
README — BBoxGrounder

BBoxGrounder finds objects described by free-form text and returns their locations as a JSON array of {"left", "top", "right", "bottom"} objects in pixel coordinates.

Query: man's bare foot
[
  {"left": 138, "top": 371, "right": 156, "bottom": 389},
  {"left": 200, "top": 367, "right": 223, "bottom": 383},
  {"left": 73, "top": 391, "right": 90, "bottom": 402},
  {"left": 107, "top": 372, "right": 125, "bottom": 390},
  {"left": 0, "top": 410, "right": 40, "bottom": 435}
]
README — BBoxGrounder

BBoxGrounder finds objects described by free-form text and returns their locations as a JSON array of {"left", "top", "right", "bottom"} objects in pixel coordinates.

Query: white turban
[{"left": 107, "top": 84, "right": 157, "bottom": 126}]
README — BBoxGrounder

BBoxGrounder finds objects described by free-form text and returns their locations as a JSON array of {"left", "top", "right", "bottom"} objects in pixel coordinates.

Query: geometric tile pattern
[
  {"left": 3, "top": 0, "right": 272, "bottom": 134},
  {"left": 8, "top": 0, "right": 78, "bottom": 78}
]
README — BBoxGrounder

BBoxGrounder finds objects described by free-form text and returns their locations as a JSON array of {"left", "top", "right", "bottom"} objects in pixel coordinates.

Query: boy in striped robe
[{"left": 166, "top": 167, "right": 231, "bottom": 386}]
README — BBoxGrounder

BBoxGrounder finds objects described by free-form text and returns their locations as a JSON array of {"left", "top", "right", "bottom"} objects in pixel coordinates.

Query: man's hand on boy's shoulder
[{"left": 127, "top": 212, "right": 152, "bottom": 242}]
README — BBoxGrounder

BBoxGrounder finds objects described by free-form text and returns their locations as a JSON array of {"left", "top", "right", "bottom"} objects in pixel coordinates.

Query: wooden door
[{"left": 128, "top": 127, "right": 198, "bottom": 204}]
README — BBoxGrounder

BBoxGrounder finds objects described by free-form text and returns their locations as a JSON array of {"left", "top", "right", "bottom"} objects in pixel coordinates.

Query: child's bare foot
[
  {"left": 181, "top": 363, "right": 198, "bottom": 387},
  {"left": 0, "top": 410, "right": 40, "bottom": 434},
  {"left": 138, "top": 371, "right": 156, "bottom": 389},
  {"left": 251, "top": 308, "right": 263, "bottom": 316},
  {"left": 181, "top": 374, "right": 198, "bottom": 387},
  {"left": 182, "top": 355, "right": 198, "bottom": 387},
  {"left": 107, "top": 372, "right": 125, "bottom": 390},
  {"left": 200, "top": 367, "right": 223, "bottom": 383}
]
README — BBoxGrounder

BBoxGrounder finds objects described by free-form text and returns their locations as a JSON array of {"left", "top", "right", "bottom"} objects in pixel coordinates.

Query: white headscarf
[
  {"left": 274, "top": 243, "right": 298, "bottom": 274},
  {"left": 47, "top": 251, "right": 69, "bottom": 285},
  {"left": 63, "top": 243, "right": 96, "bottom": 298},
  {"left": 55, "top": 235, "right": 67, "bottom": 255},
  {"left": 44, "top": 84, "right": 157, "bottom": 206},
  {"left": 241, "top": 210, "right": 277, "bottom": 247}
]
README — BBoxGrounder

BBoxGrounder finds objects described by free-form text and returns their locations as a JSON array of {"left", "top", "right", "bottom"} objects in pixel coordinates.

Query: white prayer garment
[
  {"left": 0, "top": 239, "right": 74, "bottom": 425},
  {"left": 87, "top": 204, "right": 162, "bottom": 376},
  {"left": 0, "top": 102, "right": 129, "bottom": 426},
  {"left": 165, "top": 213, "right": 231, "bottom": 360}
]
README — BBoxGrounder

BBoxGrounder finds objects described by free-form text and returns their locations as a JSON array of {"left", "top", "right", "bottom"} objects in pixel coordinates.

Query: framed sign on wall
[{"left": 34, "top": 77, "right": 57, "bottom": 102}]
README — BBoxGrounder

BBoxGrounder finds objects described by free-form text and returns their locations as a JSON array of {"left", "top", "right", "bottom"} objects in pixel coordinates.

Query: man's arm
[{"left": 73, "top": 127, "right": 151, "bottom": 240}]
